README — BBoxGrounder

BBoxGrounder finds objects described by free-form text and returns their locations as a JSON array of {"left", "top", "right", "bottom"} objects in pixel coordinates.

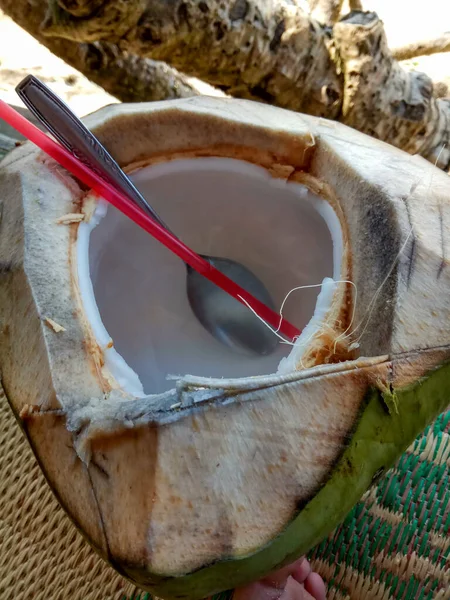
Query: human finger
[
  {"left": 279, "top": 576, "right": 317, "bottom": 600},
  {"left": 304, "top": 572, "right": 327, "bottom": 600}
]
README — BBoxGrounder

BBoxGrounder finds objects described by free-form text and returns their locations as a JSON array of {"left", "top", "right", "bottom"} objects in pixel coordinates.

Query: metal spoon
[{"left": 17, "top": 75, "right": 279, "bottom": 356}]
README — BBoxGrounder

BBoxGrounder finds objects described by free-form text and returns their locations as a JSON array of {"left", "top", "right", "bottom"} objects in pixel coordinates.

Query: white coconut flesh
[{"left": 77, "top": 158, "right": 343, "bottom": 396}]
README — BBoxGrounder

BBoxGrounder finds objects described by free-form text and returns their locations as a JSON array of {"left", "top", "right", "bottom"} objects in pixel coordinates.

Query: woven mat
[{"left": 1, "top": 386, "right": 449, "bottom": 600}]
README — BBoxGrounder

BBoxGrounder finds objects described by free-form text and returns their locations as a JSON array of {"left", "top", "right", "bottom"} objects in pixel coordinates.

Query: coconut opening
[{"left": 78, "top": 158, "right": 342, "bottom": 395}]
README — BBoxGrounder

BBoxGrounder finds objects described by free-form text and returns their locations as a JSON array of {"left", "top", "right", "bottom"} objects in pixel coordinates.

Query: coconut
[{"left": 1, "top": 97, "right": 450, "bottom": 599}]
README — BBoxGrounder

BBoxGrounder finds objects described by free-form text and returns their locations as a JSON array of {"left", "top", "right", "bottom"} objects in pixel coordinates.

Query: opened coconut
[{"left": 1, "top": 97, "right": 450, "bottom": 599}]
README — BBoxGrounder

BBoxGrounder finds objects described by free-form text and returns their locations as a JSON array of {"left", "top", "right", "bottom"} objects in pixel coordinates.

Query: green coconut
[{"left": 0, "top": 97, "right": 450, "bottom": 599}]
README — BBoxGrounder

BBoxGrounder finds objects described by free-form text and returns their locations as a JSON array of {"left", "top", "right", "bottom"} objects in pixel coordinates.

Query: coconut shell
[{"left": 1, "top": 97, "right": 450, "bottom": 599}]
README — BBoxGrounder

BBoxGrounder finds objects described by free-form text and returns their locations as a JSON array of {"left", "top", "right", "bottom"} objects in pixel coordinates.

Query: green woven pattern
[{"left": 308, "top": 410, "right": 450, "bottom": 599}]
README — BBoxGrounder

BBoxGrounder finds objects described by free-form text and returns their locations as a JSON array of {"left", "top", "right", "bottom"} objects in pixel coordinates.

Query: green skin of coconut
[{"left": 104, "top": 360, "right": 449, "bottom": 599}]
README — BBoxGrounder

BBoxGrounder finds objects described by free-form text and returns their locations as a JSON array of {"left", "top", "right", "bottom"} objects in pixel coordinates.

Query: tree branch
[
  {"left": 40, "top": 0, "right": 343, "bottom": 118},
  {"left": 433, "top": 79, "right": 450, "bottom": 99},
  {"left": 0, "top": 1, "right": 199, "bottom": 103},
  {"left": 77, "top": 45, "right": 200, "bottom": 102},
  {"left": 308, "top": 0, "right": 343, "bottom": 25},
  {"left": 392, "top": 33, "right": 450, "bottom": 61},
  {"left": 0, "top": 0, "right": 449, "bottom": 171},
  {"left": 334, "top": 12, "right": 450, "bottom": 170},
  {"left": 307, "top": 0, "right": 363, "bottom": 25},
  {"left": 349, "top": 0, "right": 363, "bottom": 10}
]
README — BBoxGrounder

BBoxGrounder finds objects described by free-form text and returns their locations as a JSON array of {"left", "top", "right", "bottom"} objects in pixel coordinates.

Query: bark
[
  {"left": 308, "top": 0, "right": 363, "bottom": 25},
  {"left": 392, "top": 33, "right": 450, "bottom": 61},
  {"left": 1, "top": 0, "right": 449, "bottom": 171},
  {"left": 433, "top": 79, "right": 450, "bottom": 99},
  {"left": 349, "top": 0, "right": 363, "bottom": 10},
  {"left": 334, "top": 12, "right": 450, "bottom": 170},
  {"left": 309, "top": 0, "right": 343, "bottom": 25},
  {"left": 0, "top": 1, "right": 198, "bottom": 103},
  {"left": 43, "top": 0, "right": 345, "bottom": 117},
  {"left": 75, "top": 45, "right": 200, "bottom": 102}
]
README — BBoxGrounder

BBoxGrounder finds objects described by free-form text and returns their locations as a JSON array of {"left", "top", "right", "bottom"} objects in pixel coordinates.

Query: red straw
[{"left": 0, "top": 100, "right": 301, "bottom": 342}]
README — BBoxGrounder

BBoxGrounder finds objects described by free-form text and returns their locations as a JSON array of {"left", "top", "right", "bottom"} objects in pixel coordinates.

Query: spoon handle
[{"left": 16, "top": 75, "right": 171, "bottom": 232}]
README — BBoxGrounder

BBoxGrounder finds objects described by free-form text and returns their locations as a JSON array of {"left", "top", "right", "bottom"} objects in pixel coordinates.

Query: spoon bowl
[{"left": 188, "top": 256, "right": 279, "bottom": 356}]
